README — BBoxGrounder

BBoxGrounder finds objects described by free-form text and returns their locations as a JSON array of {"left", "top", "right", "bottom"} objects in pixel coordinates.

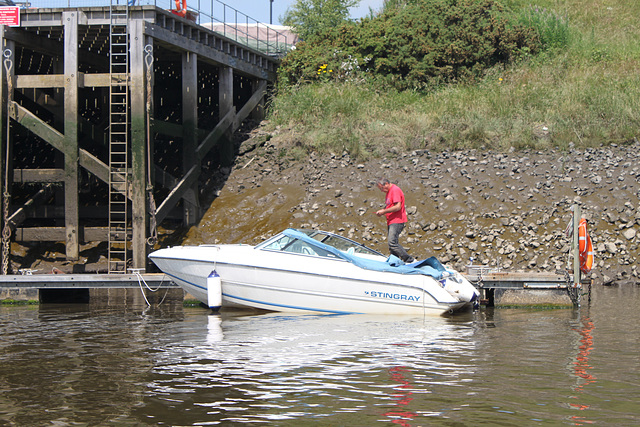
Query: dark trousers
[{"left": 388, "top": 223, "right": 412, "bottom": 262}]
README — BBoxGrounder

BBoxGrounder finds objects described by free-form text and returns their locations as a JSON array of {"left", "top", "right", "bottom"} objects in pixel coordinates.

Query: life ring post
[{"left": 572, "top": 204, "right": 581, "bottom": 287}]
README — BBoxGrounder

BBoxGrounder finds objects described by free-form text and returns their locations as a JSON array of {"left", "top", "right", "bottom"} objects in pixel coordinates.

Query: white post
[{"left": 573, "top": 205, "right": 581, "bottom": 288}]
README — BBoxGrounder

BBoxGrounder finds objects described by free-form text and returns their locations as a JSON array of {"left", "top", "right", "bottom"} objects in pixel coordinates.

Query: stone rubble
[{"left": 186, "top": 134, "right": 640, "bottom": 287}]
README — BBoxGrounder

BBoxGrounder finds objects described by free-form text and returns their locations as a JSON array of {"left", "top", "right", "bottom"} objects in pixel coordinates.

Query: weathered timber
[
  {"left": 0, "top": 273, "right": 174, "bottom": 289},
  {"left": 1, "top": 4, "right": 277, "bottom": 273},
  {"left": 6, "top": 184, "right": 56, "bottom": 231}
]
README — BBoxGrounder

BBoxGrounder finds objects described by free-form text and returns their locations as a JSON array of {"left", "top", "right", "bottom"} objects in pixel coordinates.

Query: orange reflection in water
[
  {"left": 570, "top": 316, "right": 596, "bottom": 425},
  {"left": 383, "top": 366, "right": 417, "bottom": 427}
]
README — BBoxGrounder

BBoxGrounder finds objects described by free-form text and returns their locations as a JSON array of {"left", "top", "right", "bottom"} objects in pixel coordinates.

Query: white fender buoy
[{"left": 207, "top": 270, "right": 222, "bottom": 310}]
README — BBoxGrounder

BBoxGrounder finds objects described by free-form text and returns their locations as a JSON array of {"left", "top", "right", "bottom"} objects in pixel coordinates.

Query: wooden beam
[
  {"left": 153, "top": 165, "right": 197, "bottom": 206},
  {"left": 144, "top": 22, "right": 276, "bottom": 81},
  {"left": 78, "top": 149, "right": 109, "bottom": 184},
  {"left": 6, "top": 184, "right": 56, "bottom": 232},
  {"left": 234, "top": 80, "right": 267, "bottom": 129},
  {"left": 218, "top": 66, "right": 234, "bottom": 166},
  {"left": 151, "top": 119, "right": 207, "bottom": 139},
  {"left": 13, "top": 169, "right": 64, "bottom": 183},
  {"left": 63, "top": 11, "right": 80, "bottom": 260},
  {"left": 14, "top": 73, "right": 127, "bottom": 89},
  {"left": 10, "top": 103, "right": 129, "bottom": 196},
  {"left": 130, "top": 20, "right": 148, "bottom": 269},
  {"left": 14, "top": 227, "right": 109, "bottom": 242},
  {"left": 82, "top": 73, "right": 112, "bottom": 88},
  {"left": 155, "top": 164, "right": 199, "bottom": 224},
  {"left": 182, "top": 50, "right": 199, "bottom": 226},
  {"left": 195, "top": 108, "right": 235, "bottom": 161},
  {"left": 15, "top": 74, "right": 66, "bottom": 89},
  {"left": 3, "top": 25, "right": 109, "bottom": 71},
  {"left": 250, "top": 79, "right": 266, "bottom": 121},
  {"left": 11, "top": 102, "right": 65, "bottom": 148}
]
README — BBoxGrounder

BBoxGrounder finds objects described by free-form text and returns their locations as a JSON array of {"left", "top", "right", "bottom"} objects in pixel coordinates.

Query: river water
[{"left": 1, "top": 284, "right": 638, "bottom": 426}]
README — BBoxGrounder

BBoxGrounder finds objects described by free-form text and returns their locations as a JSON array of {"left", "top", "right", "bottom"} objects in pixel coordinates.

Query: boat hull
[{"left": 150, "top": 245, "right": 476, "bottom": 315}]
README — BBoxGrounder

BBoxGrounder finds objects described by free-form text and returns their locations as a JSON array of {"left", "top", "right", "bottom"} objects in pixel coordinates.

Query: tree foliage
[
  {"left": 279, "top": 0, "right": 542, "bottom": 91},
  {"left": 282, "top": 0, "right": 360, "bottom": 42}
]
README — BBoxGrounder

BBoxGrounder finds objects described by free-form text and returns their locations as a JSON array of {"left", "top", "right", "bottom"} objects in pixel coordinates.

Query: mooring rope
[
  {"left": 2, "top": 49, "right": 13, "bottom": 275},
  {"left": 132, "top": 268, "right": 169, "bottom": 306},
  {"left": 144, "top": 44, "right": 158, "bottom": 247}
]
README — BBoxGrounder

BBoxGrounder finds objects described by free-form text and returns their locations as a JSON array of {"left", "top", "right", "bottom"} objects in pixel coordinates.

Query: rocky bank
[
  {"left": 184, "top": 128, "right": 640, "bottom": 287},
  {"left": 13, "top": 126, "right": 640, "bottom": 287}
]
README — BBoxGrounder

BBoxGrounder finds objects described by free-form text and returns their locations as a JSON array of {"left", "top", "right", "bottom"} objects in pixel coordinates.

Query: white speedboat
[{"left": 149, "top": 228, "right": 479, "bottom": 315}]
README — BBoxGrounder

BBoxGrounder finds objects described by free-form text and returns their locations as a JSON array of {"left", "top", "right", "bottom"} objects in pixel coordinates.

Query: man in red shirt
[{"left": 375, "top": 178, "right": 415, "bottom": 264}]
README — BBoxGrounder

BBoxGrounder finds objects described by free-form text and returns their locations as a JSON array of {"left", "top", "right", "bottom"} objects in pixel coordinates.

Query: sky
[
  {"left": 38, "top": 1, "right": 386, "bottom": 26},
  {"left": 231, "top": 0, "right": 386, "bottom": 25}
]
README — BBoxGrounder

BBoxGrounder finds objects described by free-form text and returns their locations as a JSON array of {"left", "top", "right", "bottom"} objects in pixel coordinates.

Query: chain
[
  {"left": 144, "top": 44, "right": 158, "bottom": 246},
  {"left": 2, "top": 49, "right": 13, "bottom": 275}
]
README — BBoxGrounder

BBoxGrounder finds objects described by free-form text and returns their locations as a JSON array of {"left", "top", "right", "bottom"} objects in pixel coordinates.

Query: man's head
[{"left": 377, "top": 178, "right": 391, "bottom": 193}]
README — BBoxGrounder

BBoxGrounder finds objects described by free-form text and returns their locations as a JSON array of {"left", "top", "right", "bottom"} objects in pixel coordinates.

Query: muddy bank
[
  {"left": 185, "top": 130, "right": 640, "bottom": 286},
  {"left": 12, "top": 126, "right": 640, "bottom": 287}
]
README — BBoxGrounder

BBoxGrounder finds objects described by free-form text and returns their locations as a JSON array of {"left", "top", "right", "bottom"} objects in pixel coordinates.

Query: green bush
[{"left": 278, "top": 0, "right": 542, "bottom": 91}]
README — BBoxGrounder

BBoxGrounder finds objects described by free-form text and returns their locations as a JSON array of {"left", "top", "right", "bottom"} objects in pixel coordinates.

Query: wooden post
[
  {"left": 218, "top": 66, "right": 234, "bottom": 166},
  {"left": 130, "top": 20, "right": 148, "bottom": 269},
  {"left": 182, "top": 51, "right": 199, "bottom": 226},
  {"left": 63, "top": 11, "right": 79, "bottom": 260},
  {"left": 251, "top": 79, "right": 265, "bottom": 121},
  {"left": 573, "top": 204, "right": 581, "bottom": 288}
]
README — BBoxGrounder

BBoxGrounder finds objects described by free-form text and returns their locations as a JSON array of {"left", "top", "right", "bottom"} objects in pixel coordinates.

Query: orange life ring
[
  {"left": 172, "top": 0, "right": 187, "bottom": 17},
  {"left": 578, "top": 218, "right": 594, "bottom": 273}
]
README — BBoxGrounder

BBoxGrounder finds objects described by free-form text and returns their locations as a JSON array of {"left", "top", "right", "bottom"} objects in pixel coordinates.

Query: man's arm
[{"left": 376, "top": 202, "right": 401, "bottom": 216}]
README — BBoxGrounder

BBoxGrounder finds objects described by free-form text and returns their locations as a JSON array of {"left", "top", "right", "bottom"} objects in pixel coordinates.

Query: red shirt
[{"left": 385, "top": 184, "right": 408, "bottom": 225}]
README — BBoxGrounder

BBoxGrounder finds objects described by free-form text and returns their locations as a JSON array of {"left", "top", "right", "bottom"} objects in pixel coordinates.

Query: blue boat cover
[{"left": 282, "top": 229, "right": 451, "bottom": 280}]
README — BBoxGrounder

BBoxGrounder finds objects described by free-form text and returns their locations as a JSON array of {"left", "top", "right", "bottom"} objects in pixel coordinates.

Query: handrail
[{"left": 19, "top": 0, "right": 294, "bottom": 56}]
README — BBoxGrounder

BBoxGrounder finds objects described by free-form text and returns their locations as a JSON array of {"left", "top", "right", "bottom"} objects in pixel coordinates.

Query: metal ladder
[{"left": 108, "top": 0, "right": 130, "bottom": 273}]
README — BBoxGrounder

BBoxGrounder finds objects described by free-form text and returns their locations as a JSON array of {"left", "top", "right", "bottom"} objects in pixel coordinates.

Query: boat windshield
[
  {"left": 257, "top": 229, "right": 383, "bottom": 259},
  {"left": 258, "top": 233, "right": 341, "bottom": 259},
  {"left": 297, "top": 229, "right": 382, "bottom": 256}
]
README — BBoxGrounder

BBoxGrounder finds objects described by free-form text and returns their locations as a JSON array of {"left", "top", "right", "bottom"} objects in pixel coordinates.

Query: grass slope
[{"left": 266, "top": 0, "right": 639, "bottom": 158}]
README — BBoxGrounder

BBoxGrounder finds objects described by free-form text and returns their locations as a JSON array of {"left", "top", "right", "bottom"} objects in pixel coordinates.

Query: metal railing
[{"left": 15, "top": 0, "right": 295, "bottom": 56}]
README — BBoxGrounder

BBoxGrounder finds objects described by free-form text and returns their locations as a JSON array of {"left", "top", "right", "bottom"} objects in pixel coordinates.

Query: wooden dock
[
  {"left": 0, "top": 271, "right": 178, "bottom": 303},
  {"left": 465, "top": 269, "right": 584, "bottom": 307},
  {"left": 0, "top": 272, "right": 173, "bottom": 289},
  {"left": 0, "top": 270, "right": 587, "bottom": 307},
  {"left": 1, "top": 2, "right": 287, "bottom": 275}
]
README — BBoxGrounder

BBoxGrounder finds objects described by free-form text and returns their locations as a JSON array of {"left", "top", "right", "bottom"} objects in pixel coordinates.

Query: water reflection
[
  {"left": 1, "top": 284, "right": 639, "bottom": 425},
  {"left": 206, "top": 314, "right": 224, "bottom": 344},
  {"left": 383, "top": 366, "right": 417, "bottom": 426},
  {"left": 146, "top": 312, "right": 477, "bottom": 424},
  {"left": 570, "top": 315, "right": 596, "bottom": 425}
]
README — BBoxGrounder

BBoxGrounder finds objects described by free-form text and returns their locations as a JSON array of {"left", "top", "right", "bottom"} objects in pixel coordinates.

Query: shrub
[{"left": 278, "top": 0, "right": 542, "bottom": 91}]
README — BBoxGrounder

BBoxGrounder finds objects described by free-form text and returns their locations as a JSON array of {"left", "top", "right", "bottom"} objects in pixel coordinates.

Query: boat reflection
[
  {"left": 147, "top": 310, "right": 476, "bottom": 424},
  {"left": 206, "top": 314, "right": 224, "bottom": 344}
]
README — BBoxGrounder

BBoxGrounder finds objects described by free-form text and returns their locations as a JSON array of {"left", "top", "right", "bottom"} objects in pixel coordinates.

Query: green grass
[
  {"left": 1, "top": 299, "right": 39, "bottom": 305},
  {"left": 183, "top": 299, "right": 205, "bottom": 307},
  {"left": 266, "top": 0, "right": 640, "bottom": 157}
]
